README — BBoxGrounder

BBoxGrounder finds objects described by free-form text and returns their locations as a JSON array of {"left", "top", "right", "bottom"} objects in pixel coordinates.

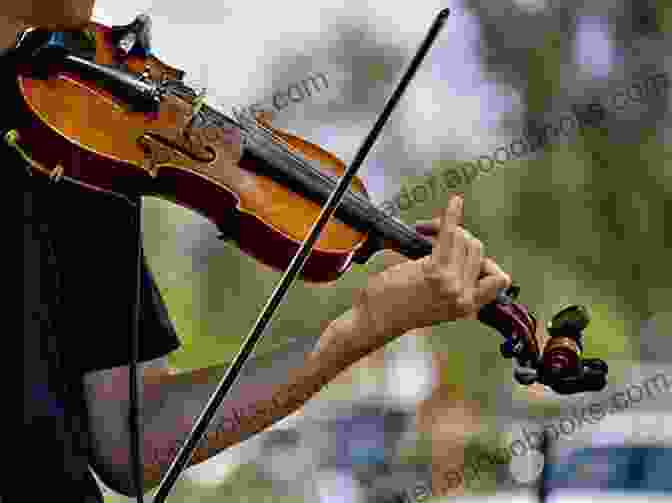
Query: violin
[{"left": 7, "top": 16, "right": 607, "bottom": 395}]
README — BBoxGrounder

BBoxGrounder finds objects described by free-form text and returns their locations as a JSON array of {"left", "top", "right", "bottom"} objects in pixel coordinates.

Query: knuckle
[
  {"left": 456, "top": 291, "right": 477, "bottom": 314},
  {"left": 420, "top": 257, "right": 440, "bottom": 278},
  {"left": 421, "top": 260, "right": 462, "bottom": 300},
  {"left": 445, "top": 224, "right": 460, "bottom": 236}
]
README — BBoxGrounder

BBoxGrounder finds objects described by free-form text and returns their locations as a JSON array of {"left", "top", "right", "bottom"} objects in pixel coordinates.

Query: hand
[
  {"left": 413, "top": 212, "right": 510, "bottom": 322},
  {"left": 358, "top": 194, "right": 512, "bottom": 336}
]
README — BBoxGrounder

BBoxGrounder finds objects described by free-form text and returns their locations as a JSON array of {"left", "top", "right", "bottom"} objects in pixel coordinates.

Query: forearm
[{"left": 134, "top": 303, "right": 401, "bottom": 493}]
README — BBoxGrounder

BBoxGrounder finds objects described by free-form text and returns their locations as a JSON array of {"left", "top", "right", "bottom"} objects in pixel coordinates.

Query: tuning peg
[
  {"left": 514, "top": 367, "right": 538, "bottom": 386},
  {"left": 548, "top": 304, "right": 591, "bottom": 336}
]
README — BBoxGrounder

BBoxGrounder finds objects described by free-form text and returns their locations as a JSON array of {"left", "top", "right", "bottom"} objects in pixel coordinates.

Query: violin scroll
[
  {"left": 537, "top": 305, "right": 608, "bottom": 394},
  {"left": 478, "top": 289, "right": 608, "bottom": 394}
]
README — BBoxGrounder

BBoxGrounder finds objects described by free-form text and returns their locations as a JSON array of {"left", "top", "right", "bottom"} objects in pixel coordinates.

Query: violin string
[
  {"left": 194, "top": 90, "right": 419, "bottom": 243},
  {"left": 191, "top": 96, "right": 350, "bottom": 205},
  {"left": 233, "top": 109, "right": 360, "bottom": 196},
  {"left": 236, "top": 113, "right": 426, "bottom": 243},
  {"left": 231, "top": 108, "right": 425, "bottom": 243},
  {"left": 164, "top": 81, "right": 422, "bottom": 243},
  {"left": 163, "top": 84, "right": 353, "bottom": 205},
  {"left": 232, "top": 108, "right": 329, "bottom": 176},
  {"left": 236, "top": 112, "right": 395, "bottom": 220},
  {"left": 234, "top": 109, "right": 368, "bottom": 205}
]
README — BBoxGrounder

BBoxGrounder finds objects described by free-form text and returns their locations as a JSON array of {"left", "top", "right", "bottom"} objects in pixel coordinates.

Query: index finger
[
  {"left": 435, "top": 194, "right": 465, "bottom": 265},
  {"left": 475, "top": 258, "right": 512, "bottom": 306}
]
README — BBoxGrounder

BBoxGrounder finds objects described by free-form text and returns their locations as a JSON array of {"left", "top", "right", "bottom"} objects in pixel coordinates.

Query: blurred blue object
[
  {"left": 333, "top": 413, "right": 390, "bottom": 469},
  {"left": 544, "top": 446, "right": 672, "bottom": 493}
]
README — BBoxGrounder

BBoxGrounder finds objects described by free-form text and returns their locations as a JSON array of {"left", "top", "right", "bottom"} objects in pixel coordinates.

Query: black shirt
[{"left": 8, "top": 41, "right": 181, "bottom": 501}]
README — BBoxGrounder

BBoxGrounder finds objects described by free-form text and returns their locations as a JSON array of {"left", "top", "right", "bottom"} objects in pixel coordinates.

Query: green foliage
[
  {"left": 657, "top": 1, "right": 672, "bottom": 32},
  {"left": 525, "top": 31, "right": 565, "bottom": 116}
]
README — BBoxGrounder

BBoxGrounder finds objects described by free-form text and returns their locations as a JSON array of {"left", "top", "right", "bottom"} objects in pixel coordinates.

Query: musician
[{"left": 9, "top": 2, "right": 512, "bottom": 501}]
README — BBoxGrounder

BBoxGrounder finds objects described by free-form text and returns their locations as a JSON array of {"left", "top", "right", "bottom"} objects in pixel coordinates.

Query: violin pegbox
[{"left": 478, "top": 290, "right": 608, "bottom": 394}]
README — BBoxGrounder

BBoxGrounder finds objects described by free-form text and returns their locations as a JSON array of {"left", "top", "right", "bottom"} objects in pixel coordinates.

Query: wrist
[
  {"left": 359, "top": 260, "right": 427, "bottom": 336},
  {"left": 354, "top": 278, "right": 408, "bottom": 345}
]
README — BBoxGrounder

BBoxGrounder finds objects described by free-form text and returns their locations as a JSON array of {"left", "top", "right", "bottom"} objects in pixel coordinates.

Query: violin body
[{"left": 12, "top": 21, "right": 370, "bottom": 282}]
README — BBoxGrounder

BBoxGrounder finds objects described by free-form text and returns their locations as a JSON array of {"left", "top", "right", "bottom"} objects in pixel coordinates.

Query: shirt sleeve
[{"left": 76, "top": 257, "right": 181, "bottom": 375}]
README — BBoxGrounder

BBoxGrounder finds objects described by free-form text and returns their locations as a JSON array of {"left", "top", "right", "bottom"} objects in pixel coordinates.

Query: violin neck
[{"left": 355, "top": 206, "right": 434, "bottom": 262}]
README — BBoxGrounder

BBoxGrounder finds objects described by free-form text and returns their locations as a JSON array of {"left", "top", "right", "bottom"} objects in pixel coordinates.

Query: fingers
[
  {"left": 439, "top": 195, "right": 482, "bottom": 286},
  {"left": 426, "top": 195, "right": 510, "bottom": 314},
  {"left": 463, "top": 228, "right": 483, "bottom": 285},
  {"left": 475, "top": 261, "right": 512, "bottom": 306},
  {"left": 479, "top": 257, "right": 511, "bottom": 286},
  {"left": 434, "top": 194, "right": 465, "bottom": 266},
  {"left": 414, "top": 192, "right": 464, "bottom": 236}
]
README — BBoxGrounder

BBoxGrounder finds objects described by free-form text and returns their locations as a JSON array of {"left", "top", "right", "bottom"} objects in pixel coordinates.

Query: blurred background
[{"left": 87, "top": 0, "right": 671, "bottom": 501}]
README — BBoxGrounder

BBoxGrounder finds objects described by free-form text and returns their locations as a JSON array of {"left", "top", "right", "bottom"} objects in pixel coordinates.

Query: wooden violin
[{"left": 6, "top": 17, "right": 607, "bottom": 394}]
